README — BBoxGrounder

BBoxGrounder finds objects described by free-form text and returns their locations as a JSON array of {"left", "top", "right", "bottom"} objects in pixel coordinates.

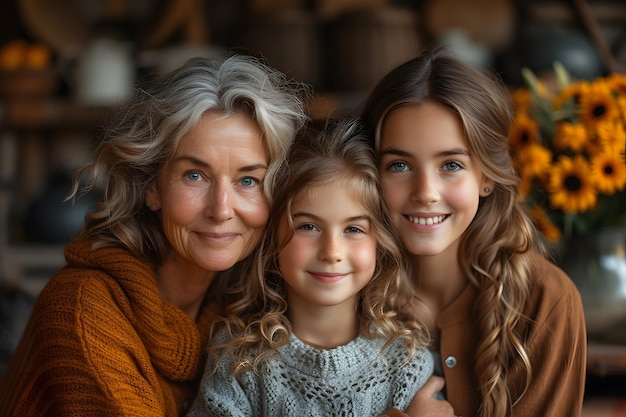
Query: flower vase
[{"left": 556, "top": 227, "right": 626, "bottom": 345}]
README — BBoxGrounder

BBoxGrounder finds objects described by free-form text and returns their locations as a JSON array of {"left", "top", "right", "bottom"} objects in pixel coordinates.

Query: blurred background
[{"left": 1, "top": 0, "right": 625, "bottom": 411}]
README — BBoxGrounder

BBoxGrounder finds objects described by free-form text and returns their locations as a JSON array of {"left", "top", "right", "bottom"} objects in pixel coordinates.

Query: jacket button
[{"left": 445, "top": 356, "right": 457, "bottom": 368}]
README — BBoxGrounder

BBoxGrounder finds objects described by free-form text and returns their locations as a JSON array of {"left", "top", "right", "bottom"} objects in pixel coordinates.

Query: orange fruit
[
  {"left": 24, "top": 43, "right": 51, "bottom": 69},
  {"left": 0, "top": 39, "right": 28, "bottom": 70}
]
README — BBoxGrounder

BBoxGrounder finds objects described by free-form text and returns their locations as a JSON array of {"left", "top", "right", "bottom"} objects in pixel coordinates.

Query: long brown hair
[{"left": 362, "top": 48, "right": 544, "bottom": 417}]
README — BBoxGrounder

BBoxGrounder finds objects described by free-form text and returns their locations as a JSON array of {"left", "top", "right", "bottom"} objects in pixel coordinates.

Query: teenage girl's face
[
  {"left": 277, "top": 181, "right": 377, "bottom": 310},
  {"left": 379, "top": 102, "right": 493, "bottom": 258},
  {"left": 146, "top": 111, "right": 269, "bottom": 274}
]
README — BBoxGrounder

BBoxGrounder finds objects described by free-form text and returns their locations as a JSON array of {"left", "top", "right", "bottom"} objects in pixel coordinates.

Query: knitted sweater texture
[
  {"left": 187, "top": 331, "right": 433, "bottom": 417},
  {"left": 0, "top": 238, "right": 217, "bottom": 416}
]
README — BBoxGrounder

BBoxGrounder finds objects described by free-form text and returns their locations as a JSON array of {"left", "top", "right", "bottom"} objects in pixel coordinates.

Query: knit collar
[
  {"left": 65, "top": 238, "right": 216, "bottom": 382},
  {"left": 279, "top": 333, "right": 387, "bottom": 378}
]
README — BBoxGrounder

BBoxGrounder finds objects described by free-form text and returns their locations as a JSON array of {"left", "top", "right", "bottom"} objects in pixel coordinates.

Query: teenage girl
[
  {"left": 186, "top": 117, "right": 449, "bottom": 417},
  {"left": 361, "top": 49, "right": 587, "bottom": 417}
]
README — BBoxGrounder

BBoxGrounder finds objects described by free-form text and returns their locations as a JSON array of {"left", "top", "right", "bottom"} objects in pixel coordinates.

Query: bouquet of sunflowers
[{"left": 508, "top": 64, "right": 626, "bottom": 242}]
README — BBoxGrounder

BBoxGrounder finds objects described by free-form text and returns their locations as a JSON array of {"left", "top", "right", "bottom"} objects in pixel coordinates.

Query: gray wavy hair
[{"left": 71, "top": 54, "right": 310, "bottom": 265}]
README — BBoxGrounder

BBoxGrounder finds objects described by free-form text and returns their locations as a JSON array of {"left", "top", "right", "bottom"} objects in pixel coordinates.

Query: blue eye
[
  {"left": 443, "top": 161, "right": 463, "bottom": 171},
  {"left": 240, "top": 176, "right": 258, "bottom": 187},
  {"left": 298, "top": 223, "right": 318, "bottom": 231},
  {"left": 186, "top": 171, "right": 202, "bottom": 181},
  {"left": 388, "top": 161, "right": 409, "bottom": 172},
  {"left": 346, "top": 226, "right": 365, "bottom": 234}
]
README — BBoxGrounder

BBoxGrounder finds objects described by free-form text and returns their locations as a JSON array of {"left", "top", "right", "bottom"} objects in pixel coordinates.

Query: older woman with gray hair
[{"left": 0, "top": 54, "right": 309, "bottom": 416}]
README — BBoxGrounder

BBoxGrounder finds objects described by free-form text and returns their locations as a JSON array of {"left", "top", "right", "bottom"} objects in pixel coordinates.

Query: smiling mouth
[
  {"left": 407, "top": 215, "right": 448, "bottom": 225},
  {"left": 197, "top": 232, "right": 239, "bottom": 243},
  {"left": 309, "top": 272, "right": 348, "bottom": 283}
]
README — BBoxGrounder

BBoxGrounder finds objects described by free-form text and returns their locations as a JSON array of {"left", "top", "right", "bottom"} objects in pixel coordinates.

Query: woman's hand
[{"left": 405, "top": 376, "right": 457, "bottom": 416}]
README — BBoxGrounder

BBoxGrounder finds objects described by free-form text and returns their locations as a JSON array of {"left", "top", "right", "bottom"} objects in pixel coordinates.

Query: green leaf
[{"left": 553, "top": 61, "right": 570, "bottom": 90}]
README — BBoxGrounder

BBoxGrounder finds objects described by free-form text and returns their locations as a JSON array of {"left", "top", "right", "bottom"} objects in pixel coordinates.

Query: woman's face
[
  {"left": 147, "top": 111, "right": 269, "bottom": 273},
  {"left": 378, "top": 102, "right": 493, "bottom": 258}
]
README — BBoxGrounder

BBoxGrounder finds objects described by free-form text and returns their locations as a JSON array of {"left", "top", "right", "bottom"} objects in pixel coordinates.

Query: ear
[
  {"left": 480, "top": 177, "right": 495, "bottom": 197},
  {"left": 145, "top": 180, "right": 162, "bottom": 211}
]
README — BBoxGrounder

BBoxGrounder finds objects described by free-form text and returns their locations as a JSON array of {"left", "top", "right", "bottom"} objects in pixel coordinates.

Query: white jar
[{"left": 76, "top": 38, "right": 134, "bottom": 105}]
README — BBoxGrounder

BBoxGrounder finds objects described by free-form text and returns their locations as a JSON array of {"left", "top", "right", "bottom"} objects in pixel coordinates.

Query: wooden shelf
[
  {"left": 0, "top": 98, "right": 115, "bottom": 130},
  {"left": 0, "top": 98, "right": 111, "bottom": 291}
]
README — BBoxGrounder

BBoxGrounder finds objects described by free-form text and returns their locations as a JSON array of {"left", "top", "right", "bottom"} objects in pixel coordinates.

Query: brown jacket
[
  {"left": 0, "top": 239, "right": 218, "bottom": 416},
  {"left": 386, "top": 253, "right": 587, "bottom": 417}
]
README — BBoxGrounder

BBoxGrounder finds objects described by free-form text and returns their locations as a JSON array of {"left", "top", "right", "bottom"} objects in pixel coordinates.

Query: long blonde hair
[
  {"left": 212, "top": 117, "right": 429, "bottom": 374},
  {"left": 362, "top": 48, "right": 544, "bottom": 417}
]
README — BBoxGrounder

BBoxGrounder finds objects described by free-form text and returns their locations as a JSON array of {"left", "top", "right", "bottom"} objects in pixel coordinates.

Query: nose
[
  {"left": 410, "top": 172, "right": 439, "bottom": 204},
  {"left": 205, "top": 179, "right": 235, "bottom": 221},
  {"left": 318, "top": 233, "right": 343, "bottom": 263}
]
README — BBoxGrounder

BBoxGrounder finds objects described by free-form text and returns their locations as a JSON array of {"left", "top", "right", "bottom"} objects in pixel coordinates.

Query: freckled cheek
[
  {"left": 162, "top": 189, "right": 206, "bottom": 227},
  {"left": 277, "top": 237, "right": 308, "bottom": 274},
  {"left": 351, "top": 240, "right": 378, "bottom": 278}
]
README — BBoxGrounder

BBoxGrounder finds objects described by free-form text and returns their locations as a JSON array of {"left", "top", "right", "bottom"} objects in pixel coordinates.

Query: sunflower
[
  {"left": 554, "top": 121, "right": 588, "bottom": 152},
  {"left": 530, "top": 206, "right": 561, "bottom": 242},
  {"left": 606, "top": 73, "right": 626, "bottom": 96},
  {"left": 579, "top": 80, "right": 619, "bottom": 127},
  {"left": 511, "top": 88, "right": 533, "bottom": 113},
  {"left": 513, "top": 65, "right": 626, "bottom": 240},
  {"left": 596, "top": 119, "right": 626, "bottom": 151},
  {"left": 553, "top": 80, "right": 589, "bottom": 111},
  {"left": 548, "top": 155, "right": 597, "bottom": 213},
  {"left": 614, "top": 95, "right": 626, "bottom": 124},
  {"left": 515, "top": 143, "right": 552, "bottom": 179},
  {"left": 509, "top": 113, "right": 539, "bottom": 150},
  {"left": 518, "top": 173, "right": 533, "bottom": 198},
  {"left": 590, "top": 151, "right": 626, "bottom": 195}
]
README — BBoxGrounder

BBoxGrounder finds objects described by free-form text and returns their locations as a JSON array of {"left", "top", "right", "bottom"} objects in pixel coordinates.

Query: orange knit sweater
[{"left": 0, "top": 239, "right": 218, "bottom": 416}]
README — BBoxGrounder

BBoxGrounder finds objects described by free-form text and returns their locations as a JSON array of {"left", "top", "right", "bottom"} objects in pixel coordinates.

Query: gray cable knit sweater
[{"left": 187, "top": 331, "right": 433, "bottom": 417}]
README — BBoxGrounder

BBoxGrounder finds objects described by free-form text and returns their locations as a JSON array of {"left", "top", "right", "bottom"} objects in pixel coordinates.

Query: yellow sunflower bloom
[
  {"left": 530, "top": 206, "right": 561, "bottom": 242},
  {"left": 606, "top": 73, "right": 626, "bottom": 96},
  {"left": 518, "top": 174, "right": 533, "bottom": 198},
  {"left": 548, "top": 155, "right": 597, "bottom": 213},
  {"left": 590, "top": 151, "right": 626, "bottom": 195},
  {"left": 515, "top": 143, "right": 552, "bottom": 179},
  {"left": 509, "top": 113, "right": 539, "bottom": 150},
  {"left": 511, "top": 88, "right": 533, "bottom": 113},
  {"left": 511, "top": 66, "right": 626, "bottom": 241},
  {"left": 596, "top": 119, "right": 626, "bottom": 151},
  {"left": 579, "top": 80, "right": 619, "bottom": 127},
  {"left": 553, "top": 81, "right": 589, "bottom": 110},
  {"left": 554, "top": 121, "right": 588, "bottom": 152},
  {"left": 615, "top": 95, "right": 626, "bottom": 122}
]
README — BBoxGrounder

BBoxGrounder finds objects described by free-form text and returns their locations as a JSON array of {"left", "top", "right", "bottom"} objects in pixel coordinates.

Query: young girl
[
  {"left": 361, "top": 49, "right": 587, "bottom": 417},
  {"left": 186, "top": 117, "right": 437, "bottom": 417}
]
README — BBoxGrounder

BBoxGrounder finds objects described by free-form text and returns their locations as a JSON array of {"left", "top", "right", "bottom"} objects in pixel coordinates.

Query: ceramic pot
[
  {"left": 557, "top": 227, "right": 626, "bottom": 344},
  {"left": 23, "top": 175, "right": 101, "bottom": 244},
  {"left": 521, "top": 25, "right": 604, "bottom": 81}
]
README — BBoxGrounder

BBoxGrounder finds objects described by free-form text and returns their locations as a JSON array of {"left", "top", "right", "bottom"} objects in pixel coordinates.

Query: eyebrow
[
  {"left": 174, "top": 155, "right": 268, "bottom": 172},
  {"left": 292, "top": 212, "right": 370, "bottom": 223},
  {"left": 381, "top": 146, "right": 470, "bottom": 158}
]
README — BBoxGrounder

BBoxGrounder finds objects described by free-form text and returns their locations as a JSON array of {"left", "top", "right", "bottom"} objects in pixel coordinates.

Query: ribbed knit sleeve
[{"left": 0, "top": 239, "right": 217, "bottom": 417}]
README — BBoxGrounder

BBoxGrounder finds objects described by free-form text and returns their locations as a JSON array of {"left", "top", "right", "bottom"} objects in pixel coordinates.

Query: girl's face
[
  {"left": 379, "top": 102, "right": 493, "bottom": 258},
  {"left": 277, "top": 181, "right": 377, "bottom": 311},
  {"left": 146, "top": 111, "right": 269, "bottom": 275}
]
